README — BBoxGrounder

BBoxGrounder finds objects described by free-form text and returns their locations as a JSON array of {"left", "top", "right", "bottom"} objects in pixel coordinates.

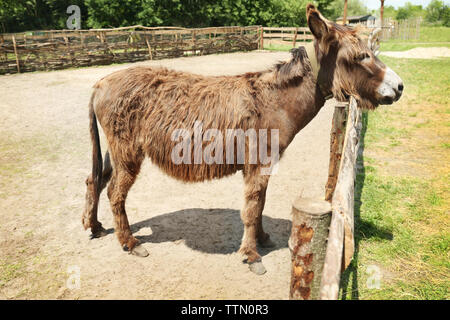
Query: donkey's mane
[{"left": 269, "top": 47, "right": 312, "bottom": 86}]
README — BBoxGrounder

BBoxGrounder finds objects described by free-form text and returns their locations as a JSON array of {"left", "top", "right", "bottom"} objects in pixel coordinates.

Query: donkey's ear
[{"left": 306, "top": 4, "right": 329, "bottom": 40}]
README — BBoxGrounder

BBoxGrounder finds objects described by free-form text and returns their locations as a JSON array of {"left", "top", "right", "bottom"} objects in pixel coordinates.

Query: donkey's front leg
[
  {"left": 239, "top": 172, "right": 270, "bottom": 275},
  {"left": 107, "top": 163, "right": 148, "bottom": 257}
]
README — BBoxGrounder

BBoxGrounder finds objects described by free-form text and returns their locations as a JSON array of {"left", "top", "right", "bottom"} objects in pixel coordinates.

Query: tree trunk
[
  {"left": 343, "top": 0, "right": 348, "bottom": 25},
  {"left": 289, "top": 198, "right": 331, "bottom": 300},
  {"left": 325, "top": 102, "right": 348, "bottom": 201}
]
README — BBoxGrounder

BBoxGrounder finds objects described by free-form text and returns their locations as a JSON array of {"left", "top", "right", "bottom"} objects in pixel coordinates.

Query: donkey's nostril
[{"left": 398, "top": 83, "right": 404, "bottom": 92}]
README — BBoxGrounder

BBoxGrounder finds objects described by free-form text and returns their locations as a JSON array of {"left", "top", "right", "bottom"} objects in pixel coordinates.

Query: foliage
[
  {"left": 425, "top": 0, "right": 450, "bottom": 27},
  {"left": 376, "top": 1, "right": 449, "bottom": 27},
  {"left": 395, "top": 2, "right": 425, "bottom": 21},
  {"left": 4, "top": 0, "right": 448, "bottom": 33},
  {"left": 0, "top": 0, "right": 348, "bottom": 33},
  {"left": 327, "top": 0, "right": 370, "bottom": 21},
  {"left": 381, "top": 5, "right": 398, "bottom": 19},
  {"left": 0, "top": 0, "right": 88, "bottom": 33}
]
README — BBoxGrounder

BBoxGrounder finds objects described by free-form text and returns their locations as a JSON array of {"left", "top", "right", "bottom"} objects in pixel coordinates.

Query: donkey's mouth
[
  {"left": 380, "top": 91, "right": 402, "bottom": 105},
  {"left": 380, "top": 96, "right": 396, "bottom": 105}
]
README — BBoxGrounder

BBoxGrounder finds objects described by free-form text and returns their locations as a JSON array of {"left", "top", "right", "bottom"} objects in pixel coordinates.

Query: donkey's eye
[{"left": 357, "top": 53, "right": 371, "bottom": 62}]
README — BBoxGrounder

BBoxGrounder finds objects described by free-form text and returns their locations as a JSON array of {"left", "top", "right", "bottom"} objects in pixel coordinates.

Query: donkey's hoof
[
  {"left": 258, "top": 238, "right": 276, "bottom": 248},
  {"left": 90, "top": 226, "right": 108, "bottom": 239},
  {"left": 130, "top": 244, "right": 149, "bottom": 257},
  {"left": 249, "top": 260, "right": 267, "bottom": 275}
]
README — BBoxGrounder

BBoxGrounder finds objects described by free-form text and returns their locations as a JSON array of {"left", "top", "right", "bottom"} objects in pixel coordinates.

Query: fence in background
[
  {"left": 0, "top": 25, "right": 261, "bottom": 75},
  {"left": 378, "top": 17, "right": 422, "bottom": 41},
  {"left": 262, "top": 27, "right": 313, "bottom": 48}
]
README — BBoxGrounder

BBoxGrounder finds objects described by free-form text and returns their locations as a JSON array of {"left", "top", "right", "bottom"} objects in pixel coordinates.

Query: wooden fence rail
[
  {"left": 290, "top": 97, "right": 362, "bottom": 300},
  {"left": 0, "top": 25, "right": 261, "bottom": 75},
  {"left": 262, "top": 27, "right": 313, "bottom": 49}
]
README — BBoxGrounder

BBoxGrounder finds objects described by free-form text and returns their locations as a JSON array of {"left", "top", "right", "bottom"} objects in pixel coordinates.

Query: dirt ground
[{"left": 0, "top": 51, "right": 335, "bottom": 299}]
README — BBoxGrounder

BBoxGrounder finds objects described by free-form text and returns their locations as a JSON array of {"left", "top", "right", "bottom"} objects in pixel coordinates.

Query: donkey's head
[{"left": 306, "top": 4, "right": 403, "bottom": 109}]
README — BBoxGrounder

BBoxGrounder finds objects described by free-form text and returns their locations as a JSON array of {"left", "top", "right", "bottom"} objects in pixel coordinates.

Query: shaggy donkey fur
[{"left": 82, "top": 4, "right": 400, "bottom": 274}]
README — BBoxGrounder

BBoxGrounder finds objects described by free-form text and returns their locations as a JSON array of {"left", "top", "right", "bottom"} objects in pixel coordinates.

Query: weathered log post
[
  {"left": 320, "top": 97, "right": 362, "bottom": 300},
  {"left": 260, "top": 27, "right": 264, "bottom": 50},
  {"left": 12, "top": 35, "right": 20, "bottom": 73},
  {"left": 145, "top": 36, "right": 153, "bottom": 60},
  {"left": 289, "top": 198, "right": 331, "bottom": 300},
  {"left": 325, "top": 102, "right": 348, "bottom": 201},
  {"left": 292, "top": 27, "right": 298, "bottom": 48}
]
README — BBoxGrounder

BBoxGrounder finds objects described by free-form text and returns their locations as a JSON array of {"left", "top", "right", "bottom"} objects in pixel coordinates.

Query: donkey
[{"left": 82, "top": 4, "right": 403, "bottom": 274}]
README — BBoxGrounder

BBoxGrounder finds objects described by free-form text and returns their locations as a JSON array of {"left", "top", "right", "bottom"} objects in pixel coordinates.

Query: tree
[
  {"left": 0, "top": 0, "right": 87, "bottom": 32},
  {"left": 426, "top": 0, "right": 449, "bottom": 26},
  {"left": 343, "top": 0, "right": 348, "bottom": 24},
  {"left": 268, "top": 0, "right": 309, "bottom": 27},
  {"left": 315, "top": 0, "right": 335, "bottom": 18},
  {"left": 327, "top": 0, "right": 369, "bottom": 21},
  {"left": 395, "top": 2, "right": 425, "bottom": 21},
  {"left": 380, "top": 5, "right": 397, "bottom": 19}
]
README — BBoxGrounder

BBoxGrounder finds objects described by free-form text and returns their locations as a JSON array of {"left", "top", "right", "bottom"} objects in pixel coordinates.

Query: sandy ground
[
  {"left": 0, "top": 51, "right": 335, "bottom": 299},
  {"left": 382, "top": 46, "right": 450, "bottom": 59}
]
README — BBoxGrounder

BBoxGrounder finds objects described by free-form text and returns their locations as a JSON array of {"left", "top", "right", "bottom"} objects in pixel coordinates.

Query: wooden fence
[
  {"left": 262, "top": 27, "right": 313, "bottom": 48},
  {"left": 289, "top": 97, "right": 363, "bottom": 300},
  {"left": 0, "top": 25, "right": 261, "bottom": 75},
  {"left": 378, "top": 17, "right": 422, "bottom": 41}
]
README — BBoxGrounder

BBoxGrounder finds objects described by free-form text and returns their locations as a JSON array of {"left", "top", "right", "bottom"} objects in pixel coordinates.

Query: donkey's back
[{"left": 92, "top": 66, "right": 268, "bottom": 182}]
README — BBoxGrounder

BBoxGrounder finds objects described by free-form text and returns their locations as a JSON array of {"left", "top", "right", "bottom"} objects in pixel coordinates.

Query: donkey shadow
[{"left": 125, "top": 208, "right": 291, "bottom": 256}]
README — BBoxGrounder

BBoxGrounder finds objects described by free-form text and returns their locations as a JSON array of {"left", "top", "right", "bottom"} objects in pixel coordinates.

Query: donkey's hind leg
[
  {"left": 82, "top": 151, "right": 113, "bottom": 238},
  {"left": 107, "top": 158, "right": 148, "bottom": 257}
]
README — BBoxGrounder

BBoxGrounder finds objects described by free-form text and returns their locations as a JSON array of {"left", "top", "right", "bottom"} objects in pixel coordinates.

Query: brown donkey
[{"left": 82, "top": 4, "right": 403, "bottom": 274}]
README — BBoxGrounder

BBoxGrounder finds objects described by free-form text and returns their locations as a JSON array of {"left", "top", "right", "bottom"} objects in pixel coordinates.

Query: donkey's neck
[
  {"left": 303, "top": 41, "right": 333, "bottom": 100},
  {"left": 304, "top": 41, "right": 320, "bottom": 80}
]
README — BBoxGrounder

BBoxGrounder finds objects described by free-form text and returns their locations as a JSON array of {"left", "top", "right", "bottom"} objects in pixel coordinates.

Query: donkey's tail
[{"left": 89, "top": 93, "right": 103, "bottom": 203}]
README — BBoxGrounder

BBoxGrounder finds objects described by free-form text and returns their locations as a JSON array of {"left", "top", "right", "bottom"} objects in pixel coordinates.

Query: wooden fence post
[
  {"left": 260, "top": 27, "right": 264, "bottom": 50},
  {"left": 320, "top": 97, "right": 362, "bottom": 300},
  {"left": 145, "top": 36, "right": 153, "bottom": 60},
  {"left": 292, "top": 27, "right": 298, "bottom": 48},
  {"left": 325, "top": 102, "right": 348, "bottom": 201},
  {"left": 12, "top": 35, "right": 20, "bottom": 73},
  {"left": 289, "top": 198, "right": 331, "bottom": 300}
]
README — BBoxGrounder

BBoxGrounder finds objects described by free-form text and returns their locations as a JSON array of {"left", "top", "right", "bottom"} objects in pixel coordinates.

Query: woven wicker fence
[{"left": 0, "top": 25, "right": 261, "bottom": 75}]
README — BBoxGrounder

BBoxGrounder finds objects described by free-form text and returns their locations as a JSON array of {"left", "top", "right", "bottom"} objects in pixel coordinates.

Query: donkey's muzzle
[{"left": 378, "top": 67, "right": 403, "bottom": 105}]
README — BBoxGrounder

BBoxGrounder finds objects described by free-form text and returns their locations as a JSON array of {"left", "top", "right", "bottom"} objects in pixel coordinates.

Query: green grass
[
  {"left": 264, "top": 27, "right": 450, "bottom": 52},
  {"left": 380, "top": 26, "right": 450, "bottom": 51},
  {"left": 417, "top": 26, "right": 450, "bottom": 42},
  {"left": 380, "top": 42, "right": 450, "bottom": 51},
  {"left": 339, "top": 56, "right": 450, "bottom": 300},
  {"left": 0, "top": 261, "right": 25, "bottom": 288},
  {"left": 263, "top": 42, "right": 294, "bottom": 52}
]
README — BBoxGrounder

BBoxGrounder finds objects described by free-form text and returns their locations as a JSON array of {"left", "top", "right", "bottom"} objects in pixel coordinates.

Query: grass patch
[
  {"left": 418, "top": 26, "right": 450, "bottom": 43},
  {"left": 340, "top": 56, "right": 450, "bottom": 300},
  {"left": 0, "top": 133, "right": 62, "bottom": 199},
  {"left": 0, "top": 261, "right": 25, "bottom": 288},
  {"left": 380, "top": 26, "right": 450, "bottom": 52},
  {"left": 263, "top": 42, "right": 293, "bottom": 52},
  {"left": 380, "top": 42, "right": 450, "bottom": 51}
]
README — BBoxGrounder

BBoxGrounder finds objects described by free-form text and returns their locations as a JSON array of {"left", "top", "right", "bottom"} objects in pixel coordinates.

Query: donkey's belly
[{"left": 150, "top": 156, "right": 243, "bottom": 183}]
